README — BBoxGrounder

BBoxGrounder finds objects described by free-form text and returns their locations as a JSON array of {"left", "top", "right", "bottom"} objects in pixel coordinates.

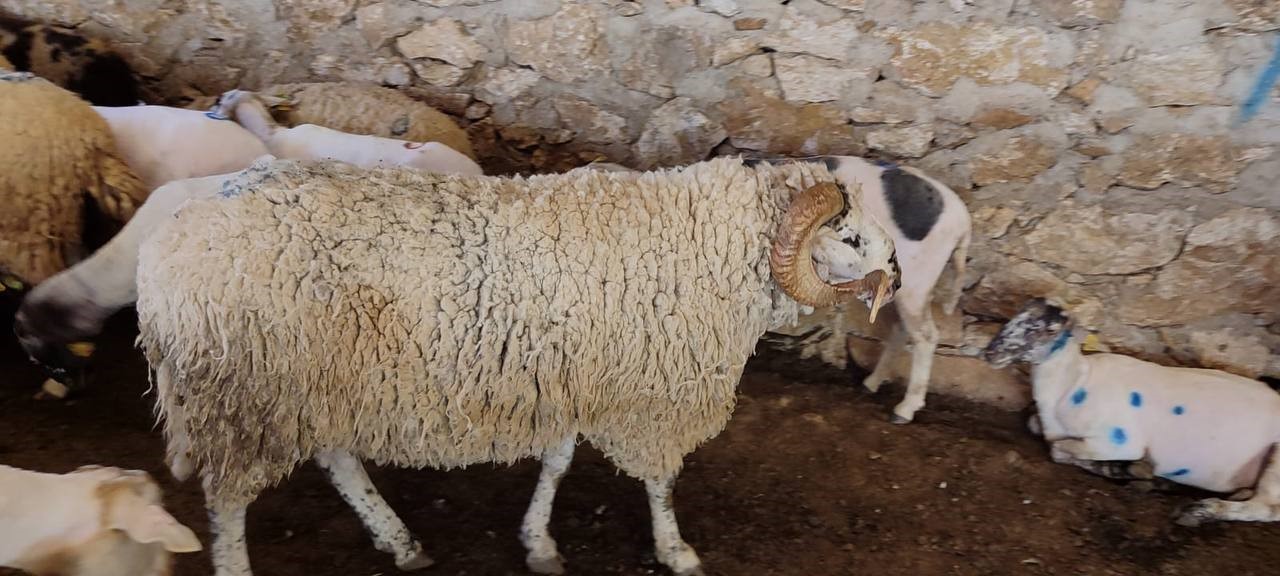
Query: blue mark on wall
[
  {"left": 1239, "top": 34, "right": 1280, "bottom": 125},
  {"left": 1130, "top": 392, "right": 1143, "bottom": 408},
  {"left": 1110, "top": 427, "right": 1128, "bottom": 446},
  {"left": 1173, "top": 405, "right": 1185, "bottom": 416},
  {"left": 1071, "top": 388, "right": 1088, "bottom": 406}
]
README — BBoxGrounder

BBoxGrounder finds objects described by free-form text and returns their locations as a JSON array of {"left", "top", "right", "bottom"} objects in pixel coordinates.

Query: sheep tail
[
  {"left": 941, "top": 224, "right": 971, "bottom": 316},
  {"left": 93, "top": 153, "right": 148, "bottom": 222}
]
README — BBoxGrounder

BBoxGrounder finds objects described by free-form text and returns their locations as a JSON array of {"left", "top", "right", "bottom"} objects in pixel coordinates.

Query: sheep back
[
  {"left": 266, "top": 82, "right": 476, "bottom": 160},
  {"left": 137, "top": 157, "right": 831, "bottom": 502},
  {"left": 0, "top": 71, "right": 145, "bottom": 285}
]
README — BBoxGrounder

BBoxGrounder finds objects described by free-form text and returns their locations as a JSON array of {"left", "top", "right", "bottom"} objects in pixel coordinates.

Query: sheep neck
[{"left": 1029, "top": 333, "right": 1088, "bottom": 427}]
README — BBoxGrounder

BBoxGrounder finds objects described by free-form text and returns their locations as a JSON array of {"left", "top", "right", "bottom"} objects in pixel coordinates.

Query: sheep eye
[{"left": 842, "top": 235, "right": 862, "bottom": 249}]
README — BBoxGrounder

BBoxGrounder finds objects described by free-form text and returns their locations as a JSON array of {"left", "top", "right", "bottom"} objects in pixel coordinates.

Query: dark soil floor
[{"left": 2, "top": 309, "right": 1278, "bottom": 576}]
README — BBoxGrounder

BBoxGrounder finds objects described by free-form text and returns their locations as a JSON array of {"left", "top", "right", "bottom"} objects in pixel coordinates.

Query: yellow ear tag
[
  {"left": 2, "top": 276, "right": 22, "bottom": 290},
  {"left": 1081, "top": 333, "right": 1104, "bottom": 353},
  {"left": 67, "top": 342, "right": 96, "bottom": 358}
]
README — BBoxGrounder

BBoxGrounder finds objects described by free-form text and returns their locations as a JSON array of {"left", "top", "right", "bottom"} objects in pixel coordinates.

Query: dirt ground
[{"left": 2, "top": 309, "right": 1278, "bottom": 576}]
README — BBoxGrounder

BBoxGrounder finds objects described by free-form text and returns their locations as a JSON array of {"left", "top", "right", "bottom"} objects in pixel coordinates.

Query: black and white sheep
[
  {"left": 134, "top": 156, "right": 898, "bottom": 576},
  {"left": 983, "top": 299, "right": 1280, "bottom": 527},
  {"left": 0, "top": 16, "right": 142, "bottom": 106}
]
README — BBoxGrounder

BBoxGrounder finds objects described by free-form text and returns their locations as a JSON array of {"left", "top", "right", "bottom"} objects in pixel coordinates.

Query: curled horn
[{"left": 770, "top": 182, "right": 892, "bottom": 314}]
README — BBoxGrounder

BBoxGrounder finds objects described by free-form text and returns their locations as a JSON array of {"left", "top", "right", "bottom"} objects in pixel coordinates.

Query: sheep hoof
[
  {"left": 526, "top": 554, "right": 566, "bottom": 575},
  {"left": 889, "top": 413, "right": 913, "bottom": 425},
  {"left": 396, "top": 551, "right": 434, "bottom": 571},
  {"left": 862, "top": 376, "right": 885, "bottom": 393},
  {"left": 1175, "top": 501, "right": 1218, "bottom": 527},
  {"left": 674, "top": 567, "right": 706, "bottom": 576}
]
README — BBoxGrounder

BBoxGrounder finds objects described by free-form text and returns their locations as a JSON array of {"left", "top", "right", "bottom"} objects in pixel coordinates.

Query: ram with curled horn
[{"left": 133, "top": 155, "right": 898, "bottom": 576}]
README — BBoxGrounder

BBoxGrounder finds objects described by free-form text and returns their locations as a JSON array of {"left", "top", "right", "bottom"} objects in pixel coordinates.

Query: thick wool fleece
[
  {"left": 0, "top": 71, "right": 146, "bottom": 284},
  {"left": 136, "top": 157, "right": 834, "bottom": 504},
  {"left": 189, "top": 82, "right": 476, "bottom": 160}
]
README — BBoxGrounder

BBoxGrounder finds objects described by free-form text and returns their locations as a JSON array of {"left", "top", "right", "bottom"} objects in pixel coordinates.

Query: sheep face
[
  {"left": 770, "top": 182, "right": 899, "bottom": 320},
  {"left": 982, "top": 298, "right": 1075, "bottom": 368},
  {"left": 13, "top": 291, "right": 101, "bottom": 386}
]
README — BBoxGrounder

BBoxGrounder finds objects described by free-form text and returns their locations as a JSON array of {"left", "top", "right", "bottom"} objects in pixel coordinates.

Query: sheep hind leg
[
  {"left": 520, "top": 436, "right": 577, "bottom": 575},
  {"left": 891, "top": 306, "right": 939, "bottom": 424},
  {"left": 1178, "top": 443, "right": 1280, "bottom": 526},
  {"left": 645, "top": 475, "right": 703, "bottom": 576},
  {"left": 313, "top": 449, "right": 432, "bottom": 571},
  {"left": 862, "top": 320, "right": 906, "bottom": 394},
  {"left": 205, "top": 478, "right": 253, "bottom": 576}
]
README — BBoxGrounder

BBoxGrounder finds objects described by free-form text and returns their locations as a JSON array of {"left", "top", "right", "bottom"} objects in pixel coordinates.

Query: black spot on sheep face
[{"left": 982, "top": 298, "right": 1075, "bottom": 368}]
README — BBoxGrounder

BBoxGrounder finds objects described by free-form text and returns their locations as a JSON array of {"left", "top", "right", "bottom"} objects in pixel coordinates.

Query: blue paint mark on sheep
[
  {"left": 205, "top": 111, "right": 229, "bottom": 121},
  {"left": 1071, "top": 388, "right": 1088, "bottom": 406},
  {"left": 1239, "top": 35, "right": 1280, "bottom": 125},
  {"left": 1163, "top": 468, "right": 1190, "bottom": 478},
  {"left": 1048, "top": 330, "right": 1072, "bottom": 356},
  {"left": 1110, "top": 427, "right": 1127, "bottom": 446},
  {"left": 1173, "top": 405, "right": 1185, "bottom": 416},
  {"left": 1130, "top": 392, "right": 1143, "bottom": 408}
]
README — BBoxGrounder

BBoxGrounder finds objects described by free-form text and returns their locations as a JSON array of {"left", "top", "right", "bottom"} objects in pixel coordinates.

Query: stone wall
[{"left": 4, "top": 0, "right": 1278, "bottom": 402}]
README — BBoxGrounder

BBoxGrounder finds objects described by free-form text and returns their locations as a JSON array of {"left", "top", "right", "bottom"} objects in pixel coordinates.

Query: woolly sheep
[
  {"left": 210, "top": 89, "right": 483, "bottom": 175},
  {"left": 0, "top": 70, "right": 147, "bottom": 288},
  {"left": 0, "top": 17, "right": 142, "bottom": 106},
  {"left": 135, "top": 156, "right": 899, "bottom": 576},
  {"left": 0, "top": 463, "right": 201, "bottom": 576},
  {"left": 982, "top": 299, "right": 1280, "bottom": 527},
  {"left": 188, "top": 81, "right": 476, "bottom": 160},
  {"left": 92, "top": 104, "right": 270, "bottom": 190}
]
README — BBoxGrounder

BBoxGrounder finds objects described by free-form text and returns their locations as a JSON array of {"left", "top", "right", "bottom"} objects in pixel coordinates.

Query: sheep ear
[{"left": 106, "top": 492, "right": 203, "bottom": 553}]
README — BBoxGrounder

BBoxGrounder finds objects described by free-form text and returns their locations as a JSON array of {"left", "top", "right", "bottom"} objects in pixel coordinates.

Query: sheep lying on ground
[
  {"left": 0, "top": 464, "right": 201, "bottom": 576},
  {"left": 210, "top": 89, "right": 482, "bottom": 175},
  {"left": 135, "top": 156, "right": 898, "bottom": 576},
  {"left": 0, "top": 17, "right": 142, "bottom": 106},
  {"left": 982, "top": 298, "right": 1280, "bottom": 527},
  {"left": 92, "top": 104, "right": 270, "bottom": 190},
  {"left": 188, "top": 81, "right": 476, "bottom": 160},
  {"left": 0, "top": 70, "right": 147, "bottom": 288},
  {"left": 575, "top": 155, "right": 968, "bottom": 423}
]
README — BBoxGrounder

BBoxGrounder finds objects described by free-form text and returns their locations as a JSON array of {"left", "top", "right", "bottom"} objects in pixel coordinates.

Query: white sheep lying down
[
  {"left": 982, "top": 299, "right": 1280, "bottom": 527},
  {"left": 211, "top": 89, "right": 483, "bottom": 176},
  {"left": 135, "top": 156, "right": 899, "bottom": 576},
  {"left": 0, "top": 464, "right": 201, "bottom": 576}
]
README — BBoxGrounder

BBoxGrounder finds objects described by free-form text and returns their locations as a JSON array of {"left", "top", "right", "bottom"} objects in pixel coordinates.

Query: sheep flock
[{"left": 2, "top": 11, "right": 1278, "bottom": 576}]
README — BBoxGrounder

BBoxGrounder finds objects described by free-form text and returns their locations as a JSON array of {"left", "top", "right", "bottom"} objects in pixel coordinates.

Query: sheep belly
[
  {"left": 136, "top": 160, "right": 780, "bottom": 499},
  {"left": 1053, "top": 354, "right": 1280, "bottom": 493}
]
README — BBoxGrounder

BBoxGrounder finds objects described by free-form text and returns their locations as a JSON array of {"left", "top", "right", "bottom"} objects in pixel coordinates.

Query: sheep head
[
  {"left": 770, "top": 181, "right": 899, "bottom": 321},
  {"left": 981, "top": 298, "right": 1077, "bottom": 368}
]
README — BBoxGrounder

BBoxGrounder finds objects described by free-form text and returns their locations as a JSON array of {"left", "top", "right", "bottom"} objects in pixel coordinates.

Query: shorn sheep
[
  {"left": 0, "top": 16, "right": 142, "bottom": 106},
  {"left": 585, "top": 155, "right": 970, "bottom": 423},
  {"left": 0, "top": 463, "right": 201, "bottom": 576},
  {"left": 0, "top": 70, "right": 147, "bottom": 289},
  {"left": 187, "top": 81, "right": 477, "bottom": 160},
  {"left": 210, "top": 89, "right": 483, "bottom": 175},
  {"left": 135, "top": 156, "right": 899, "bottom": 576},
  {"left": 982, "top": 298, "right": 1280, "bottom": 527}
]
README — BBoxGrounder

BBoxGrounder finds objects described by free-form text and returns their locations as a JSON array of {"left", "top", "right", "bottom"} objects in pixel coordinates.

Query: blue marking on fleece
[
  {"left": 1130, "top": 392, "right": 1143, "bottom": 408},
  {"left": 1071, "top": 388, "right": 1088, "bottom": 406},
  {"left": 1163, "top": 468, "right": 1190, "bottom": 478},
  {"left": 1173, "top": 405, "right": 1185, "bottom": 416},
  {"left": 1239, "top": 34, "right": 1280, "bottom": 124},
  {"left": 1110, "top": 427, "right": 1128, "bottom": 446}
]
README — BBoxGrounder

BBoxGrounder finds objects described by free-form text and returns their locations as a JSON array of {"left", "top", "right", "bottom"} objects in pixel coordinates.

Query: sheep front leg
[
  {"left": 645, "top": 475, "right": 703, "bottom": 576},
  {"left": 520, "top": 436, "right": 577, "bottom": 575},
  {"left": 314, "top": 449, "right": 432, "bottom": 571},
  {"left": 205, "top": 478, "right": 252, "bottom": 576},
  {"left": 891, "top": 306, "right": 939, "bottom": 424},
  {"left": 863, "top": 321, "right": 906, "bottom": 394},
  {"left": 1178, "top": 444, "right": 1280, "bottom": 526}
]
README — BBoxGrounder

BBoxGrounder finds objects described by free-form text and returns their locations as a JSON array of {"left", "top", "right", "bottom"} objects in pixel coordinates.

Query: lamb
[
  {"left": 91, "top": 104, "right": 270, "bottom": 190},
  {"left": 187, "top": 81, "right": 477, "bottom": 160},
  {"left": 0, "top": 463, "right": 201, "bottom": 576},
  {"left": 981, "top": 298, "right": 1280, "bottom": 527},
  {"left": 134, "top": 156, "right": 899, "bottom": 576},
  {"left": 0, "top": 70, "right": 147, "bottom": 288},
  {"left": 210, "top": 89, "right": 483, "bottom": 175},
  {"left": 0, "top": 17, "right": 143, "bottom": 106},
  {"left": 574, "top": 155, "right": 971, "bottom": 423}
]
